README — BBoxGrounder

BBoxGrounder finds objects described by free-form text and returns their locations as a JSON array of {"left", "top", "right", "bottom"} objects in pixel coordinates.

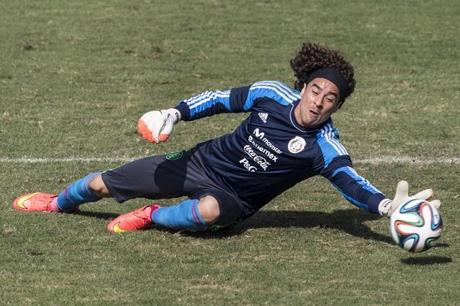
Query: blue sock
[
  {"left": 57, "top": 172, "right": 102, "bottom": 212},
  {"left": 151, "top": 199, "right": 207, "bottom": 231}
]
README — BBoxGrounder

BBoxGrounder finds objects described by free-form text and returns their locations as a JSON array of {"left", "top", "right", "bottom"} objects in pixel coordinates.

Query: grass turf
[{"left": 1, "top": 0, "right": 459, "bottom": 305}]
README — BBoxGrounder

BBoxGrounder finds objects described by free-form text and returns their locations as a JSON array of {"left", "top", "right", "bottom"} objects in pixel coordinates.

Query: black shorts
[{"left": 101, "top": 149, "right": 247, "bottom": 227}]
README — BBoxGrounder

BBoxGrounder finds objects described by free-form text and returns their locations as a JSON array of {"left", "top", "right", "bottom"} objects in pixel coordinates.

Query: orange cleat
[
  {"left": 107, "top": 204, "right": 160, "bottom": 234},
  {"left": 12, "top": 192, "right": 60, "bottom": 212}
]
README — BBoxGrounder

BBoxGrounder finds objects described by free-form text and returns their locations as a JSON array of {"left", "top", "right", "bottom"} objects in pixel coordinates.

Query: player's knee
[
  {"left": 198, "top": 196, "right": 220, "bottom": 224},
  {"left": 88, "top": 175, "right": 110, "bottom": 197}
]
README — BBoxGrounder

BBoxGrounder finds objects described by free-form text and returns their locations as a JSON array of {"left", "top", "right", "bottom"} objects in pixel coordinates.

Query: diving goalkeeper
[{"left": 13, "top": 42, "right": 441, "bottom": 233}]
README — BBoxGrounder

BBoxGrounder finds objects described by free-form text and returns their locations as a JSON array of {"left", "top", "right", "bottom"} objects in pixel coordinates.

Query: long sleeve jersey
[{"left": 175, "top": 80, "right": 386, "bottom": 215}]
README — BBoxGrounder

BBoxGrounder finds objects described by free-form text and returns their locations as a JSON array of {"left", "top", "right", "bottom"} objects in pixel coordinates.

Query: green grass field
[{"left": 1, "top": 0, "right": 459, "bottom": 304}]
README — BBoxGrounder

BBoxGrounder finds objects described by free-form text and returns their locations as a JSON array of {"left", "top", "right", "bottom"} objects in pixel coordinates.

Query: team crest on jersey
[
  {"left": 258, "top": 112, "right": 268, "bottom": 123},
  {"left": 288, "top": 136, "right": 306, "bottom": 154}
]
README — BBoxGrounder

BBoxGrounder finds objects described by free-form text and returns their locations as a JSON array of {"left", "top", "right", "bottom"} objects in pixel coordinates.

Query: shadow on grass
[
  {"left": 77, "top": 210, "right": 119, "bottom": 220},
  {"left": 401, "top": 256, "right": 452, "bottom": 265},
  {"left": 75, "top": 208, "right": 397, "bottom": 245},
  {"left": 184, "top": 209, "right": 394, "bottom": 244}
]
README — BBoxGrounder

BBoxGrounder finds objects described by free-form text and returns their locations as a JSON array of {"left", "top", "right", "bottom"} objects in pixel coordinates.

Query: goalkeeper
[{"left": 13, "top": 42, "right": 440, "bottom": 233}]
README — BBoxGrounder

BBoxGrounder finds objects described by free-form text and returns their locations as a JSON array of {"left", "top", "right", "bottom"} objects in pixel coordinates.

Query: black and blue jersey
[{"left": 175, "top": 81, "right": 386, "bottom": 215}]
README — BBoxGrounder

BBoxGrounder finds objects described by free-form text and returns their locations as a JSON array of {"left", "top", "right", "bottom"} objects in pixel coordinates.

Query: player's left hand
[{"left": 378, "top": 180, "right": 441, "bottom": 217}]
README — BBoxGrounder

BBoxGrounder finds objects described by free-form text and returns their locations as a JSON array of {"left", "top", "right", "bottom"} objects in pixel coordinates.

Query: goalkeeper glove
[
  {"left": 378, "top": 180, "right": 441, "bottom": 217},
  {"left": 137, "top": 108, "right": 181, "bottom": 144}
]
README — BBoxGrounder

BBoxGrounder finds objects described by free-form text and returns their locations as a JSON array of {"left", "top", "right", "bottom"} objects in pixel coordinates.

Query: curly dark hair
[{"left": 290, "top": 42, "right": 356, "bottom": 102}]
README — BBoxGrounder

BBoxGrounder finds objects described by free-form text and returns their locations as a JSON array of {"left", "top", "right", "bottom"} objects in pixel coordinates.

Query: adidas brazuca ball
[{"left": 390, "top": 199, "right": 443, "bottom": 252}]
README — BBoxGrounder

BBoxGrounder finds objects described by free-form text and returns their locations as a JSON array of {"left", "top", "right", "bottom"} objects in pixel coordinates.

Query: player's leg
[
  {"left": 107, "top": 195, "right": 218, "bottom": 233},
  {"left": 12, "top": 172, "right": 105, "bottom": 213},
  {"left": 107, "top": 189, "right": 244, "bottom": 233},
  {"left": 88, "top": 175, "right": 110, "bottom": 196},
  {"left": 12, "top": 150, "right": 184, "bottom": 213},
  {"left": 152, "top": 195, "right": 223, "bottom": 229}
]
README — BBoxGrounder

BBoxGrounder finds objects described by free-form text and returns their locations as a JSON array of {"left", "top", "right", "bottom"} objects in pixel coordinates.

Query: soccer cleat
[
  {"left": 107, "top": 204, "right": 160, "bottom": 234},
  {"left": 12, "top": 192, "right": 60, "bottom": 212}
]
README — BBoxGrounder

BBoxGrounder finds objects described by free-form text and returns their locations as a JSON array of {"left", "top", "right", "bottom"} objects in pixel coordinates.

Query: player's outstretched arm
[
  {"left": 137, "top": 81, "right": 299, "bottom": 143},
  {"left": 324, "top": 164, "right": 441, "bottom": 217},
  {"left": 378, "top": 180, "right": 441, "bottom": 217},
  {"left": 137, "top": 87, "right": 237, "bottom": 144},
  {"left": 137, "top": 108, "right": 181, "bottom": 144}
]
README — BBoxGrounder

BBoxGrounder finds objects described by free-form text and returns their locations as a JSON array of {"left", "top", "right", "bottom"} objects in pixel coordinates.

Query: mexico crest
[{"left": 288, "top": 136, "right": 306, "bottom": 154}]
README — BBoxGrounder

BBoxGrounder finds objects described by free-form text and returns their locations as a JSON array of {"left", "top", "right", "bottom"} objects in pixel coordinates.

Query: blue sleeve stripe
[
  {"left": 183, "top": 90, "right": 231, "bottom": 117},
  {"left": 332, "top": 166, "right": 382, "bottom": 194},
  {"left": 336, "top": 189, "right": 369, "bottom": 210},
  {"left": 182, "top": 91, "right": 209, "bottom": 106},
  {"left": 329, "top": 166, "right": 383, "bottom": 210},
  {"left": 322, "top": 124, "right": 348, "bottom": 156},
  {"left": 325, "top": 135, "right": 347, "bottom": 156},
  {"left": 245, "top": 81, "right": 300, "bottom": 110},
  {"left": 317, "top": 124, "right": 348, "bottom": 167},
  {"left": 252, "top": 81, "right": 300, "bottom": 102},
  {"left": 184, "top": 90, "right": 231, "bottom": 108}
]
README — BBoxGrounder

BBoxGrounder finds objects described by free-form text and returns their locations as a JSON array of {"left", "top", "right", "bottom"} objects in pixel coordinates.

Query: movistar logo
[
  {"left": 253, "top": 128, "right": 265, "bottom": 139},
  {"left": 252, "top": 128, "right": 282, "bottom": 154}
]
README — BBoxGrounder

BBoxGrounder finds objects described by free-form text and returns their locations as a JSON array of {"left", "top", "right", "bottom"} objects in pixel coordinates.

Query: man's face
[{"left": 294, "top": 78, "right": 341, "bottom": 128}]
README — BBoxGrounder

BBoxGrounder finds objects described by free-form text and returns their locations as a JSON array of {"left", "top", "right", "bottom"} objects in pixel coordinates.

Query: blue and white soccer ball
[{"left": 390, "top": 199, "right": 443, "bottom": 252}]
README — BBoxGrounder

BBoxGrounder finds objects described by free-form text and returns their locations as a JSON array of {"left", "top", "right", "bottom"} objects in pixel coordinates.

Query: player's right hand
[
  {"left": 137, "top": 108, "right": 181, "bottom": 144},
  {"left": 378, "top": 180, "right": 441, "bottom": 217}
]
